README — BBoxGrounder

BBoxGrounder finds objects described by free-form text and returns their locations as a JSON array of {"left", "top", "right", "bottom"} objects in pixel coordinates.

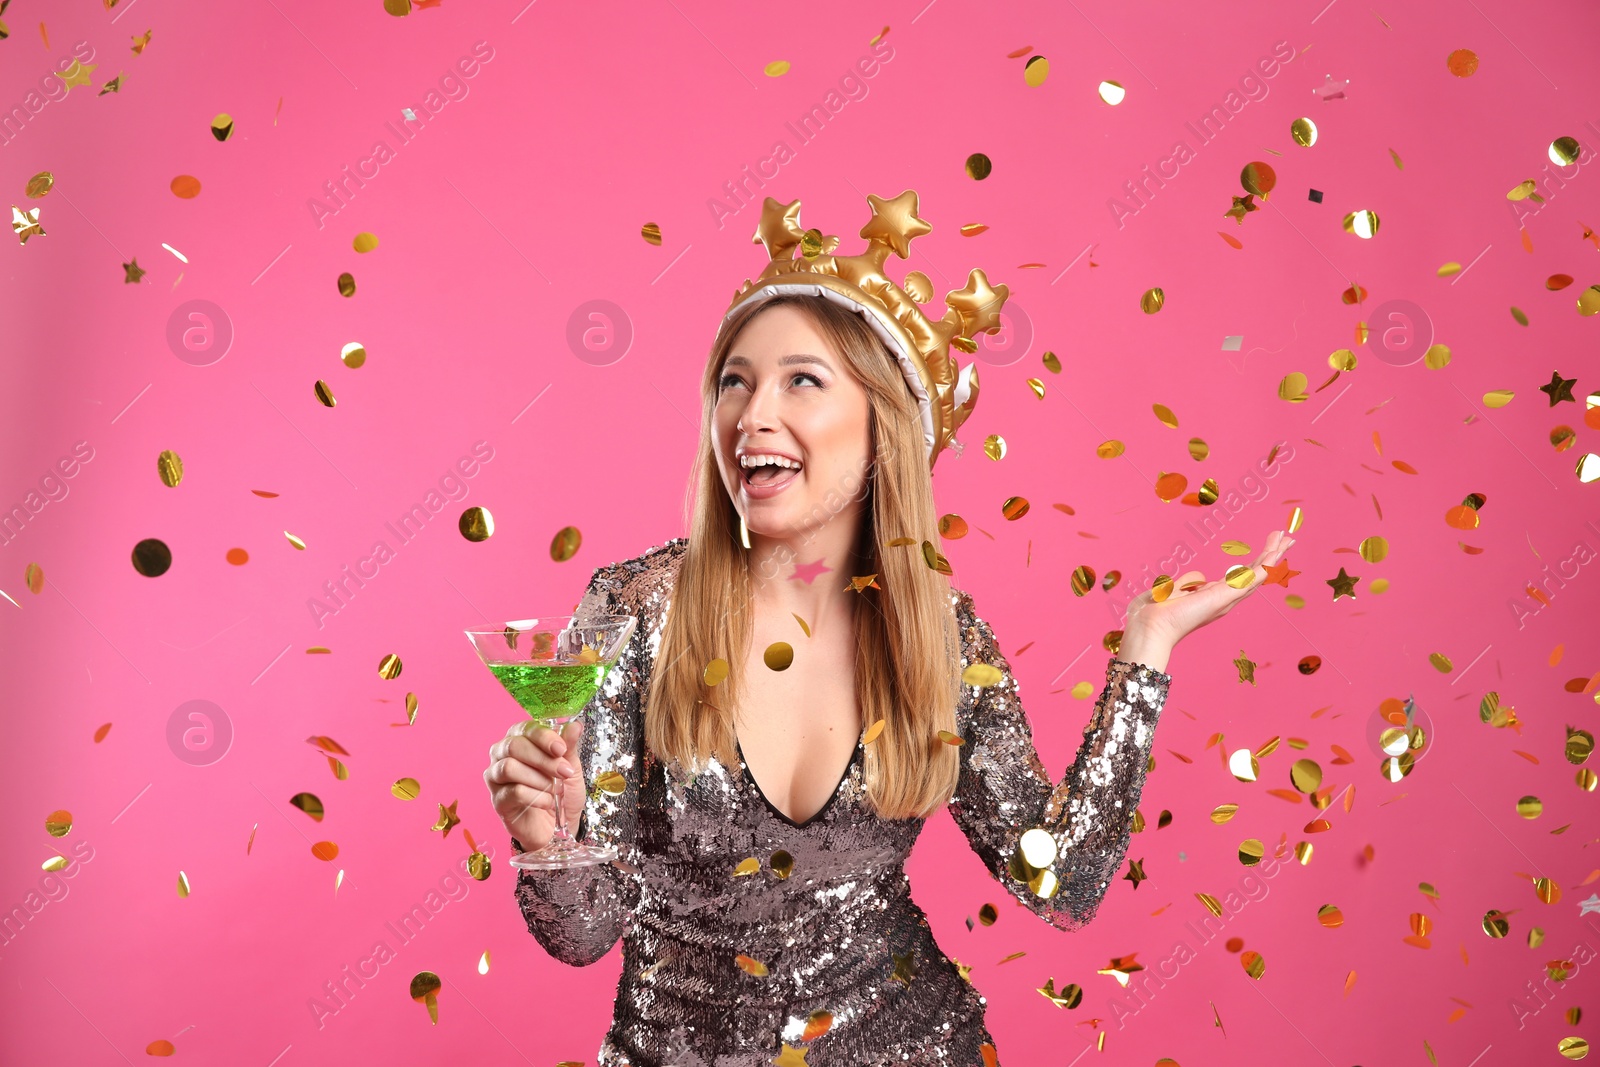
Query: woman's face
[{"left": 713, "top": 304, "right": 874, "bottom": 542}]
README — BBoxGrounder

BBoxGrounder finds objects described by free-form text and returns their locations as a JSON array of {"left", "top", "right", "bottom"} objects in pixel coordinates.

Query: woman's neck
[{"left": 744, "top": 509, "right": 866, "bottom": 624}]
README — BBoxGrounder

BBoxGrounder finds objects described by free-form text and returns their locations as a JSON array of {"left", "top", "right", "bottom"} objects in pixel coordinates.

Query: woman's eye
[
  {"left": 718, "top": 374, "right": 747, "bottom": 391},
  {"left": 791, "top": 372, "right": 823, "bottom": 388}
]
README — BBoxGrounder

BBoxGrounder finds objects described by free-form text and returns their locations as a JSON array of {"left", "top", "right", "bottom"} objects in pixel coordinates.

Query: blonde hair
[{"left": 644, "top": 293, "right": 963, "bottom": 820}]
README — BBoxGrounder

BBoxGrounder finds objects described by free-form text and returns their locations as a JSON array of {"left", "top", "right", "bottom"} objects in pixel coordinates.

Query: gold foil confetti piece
[
  {"left": 769, "top": 850, "right": 794, "bottom": 879},
  {"left": 1234, "top": 650, "right": 1257, "bottom": 685},
  {"left": 477, "top": 950, "right": 491, "bottom": 976},
  {"left": 763, "top": 59, "right": 790, "bottom": 77},
  {"left": 920, "top": 539, "right": 952, "bottom": 574},
  {"left": 965, "top": 153, "right": 992, "bottom": 180},
  {"left": 1482, "top": 910, "right": 1510, "bottom": 937},
  {"left": 983, "top": 434, "right": 1006, "bottom": 460},
  {"left": 1429, "top": 652, "right": 1453, "bottom": 673},
  {"left": 1220, "top": 540, "right": 1251, "bottom": 556},
  {"left": 1483, "top": 389, "right": 1515, "bottom": 408},
  {"left": 431, "top": 800, "right": 460, "bottom": 837},
  {"left": 1359, "top": 535, "right": 1388, "bottom": 562},
  {"left": 155, "top": 449, "right": 184, "bottom": 487},
  {"left": 1559, "top": 1037, "right": 1589, "bottom": 1059},
  {"left": 863, "top": 720, "right": 886, "bottom": 745},
  {"left": 306, "top": 735, "right": 350, "bottom": 756},
  {"left": 937, "top": 730, "right": 965, "bottom": 747},
  {"left": 1535, "top": 877, "right": 1560, "bottom": 904},
  {"left": 550, "top": 525, "right": 582, "bottom": 561},
  {"left": 702, "top": 658, "right": 729, "bottom": 686},
  {"left": 885, "top": 536, "right": 917, "bottom": 548},
  {"left": 1579, "top": 286, "right": 1600, "bottom": 316},
  {"left": 42, "top": 855, "right": 68, "bottom": 872},
  {"left": 847, "top": 574, "right": 880, "bottom": 592},
  {"left": 25, "top": 172, "right": 54, "bottom": 198},
  {"left": 640, "top": 221, "right": 662, "bottom": 245},
  {"left": 1291, "top": 759, "right": 1322, "bottom": 793},
  {"left": 11, "top": 204, "right": 45, "bottom": 244},
  {"left": 1095, "top": 439, "right": 1125, "bottom": 459},
  {"left": 210, "top": 112, "right": 233, "bottom": 141},
  {"left": 1038, "top": 978, "right": 1082, "bottom": 1008},
  {"left": 44, "top": 810, "right": 71, "bottom": 837},
  {"left": 246, "top": 823, "right": 257, "bottom": 854},
  {"left": 468, "top": 850, "right": 490, "bottom": 881},
  {"left": 25, "top": 562, "right": 44, "bottom": 594},
  {"left": 1043, "top": 351, "right": 1061, "bottom": 373},
  {"left": 170, "top": 175, "right": 201, "bottom": 198},
  {"left": 313, "top": 379, "right": 336, "bottom": 407},
  {"left": 1318, "top": 904, "right": 1343, "bottom": 928},
  {"left": 1001, "top": 496, "right": 1030, "bottom": 520},
  {"left": 1152, "top": 403, "right": 1179, "bottom": 428},
  {"left": 458, "top": 506, "right": 494, "bottom": 542},
  {"left": 176, "top": 871, "right": 191, "bottom": 897},
  {"left": 937, "top": 513, "right": 968, "bottom": 539},
  {"left": 1326, "top": 567, "right": 1360, "bottom": 599},
  {"left": 591, "top": 769, "right": 625, "bottom": 795},
  {"left": 1240, "top": 950, "right": 1265, "bottom": 979},
  {"left": 1098, "top": 79, "right": 1126, "bottom": 105},
  {"left": 283, "top": 530, "right": 308, "bottom": 551},
  {"left": 1229, "top": 749, "right": 1259, "bottom": 782},
  {"left": 977, "top": 903, "right": 998, "bottom": 926},
  {"left": 1209, "top": 804, "right": 1238, "bottom": 824},
  {"left": 733, "top": 857, "right": 760, "bottom": 877},
  {"left": 1238, "top": 838, "right": 1264, "bottom": 866},
  {"left": 339, "top": 341, "right": 366, "bottom": 368},
  {"left": 337, "top": 272, "right": 355, "bottom": 297},
  {"left": 1224, "top": 565, "right": 1256, "bottom": 590},
  {"left": 146, "top": 1039, "right": 175, "bottom": 1056},
  {"left": 353, "top": 232, "right": 379, "bottom": 253},
  {"left": 1517, "top": 796, "right": 1542, "bottom": 818},
  {"left": 1278, "top": 372, "right": 1309, "bottom": 401},
  {"left": 1197, "top": 478, "right": 1219, "bottom": 504},
  {"left": 378, "top": 653, "right": 403, "bottom": 679},
  {"left": 735, "top": 954, "right": 769, "bottom": 977},
  {"left": 131, "top": 538, "right": 172, "bottom": 577},
  {"left": 289, "top": 793, "right": 324, "bottom": 821},
  {"left": 310, "top": 841, "right": 339, "bottom": 861},
  {"left": 763, "top": 642, "right": 793, "bottom": 671},
  {"left": 390, "top": 777, "right": 420, "bottom": 801},
  {"left": 325, "top": 756, "right": 348, "bottom": 780},
  {"left": 1197, "top": 892, "right": 1223, "bottom": 916},
  {"left": 1070, "top": 566, "right": 1095, "bottom": 597},
  {"left": 1579, "top": 768, "right": 1598, "bottom": 791},
  {"left": 1023, "top": 55, "right": 1050, "bottom": 87},
  {"left": 1565, "top": 728, "right": 1593, "bottom": 765},
  {"left": 962, "top": 663, "right": 1003, "bottom": 688},
  {"left": 1026, "top": 377, "right": 1045, "bottom": 398},
  {"left": 791, "top": 613, "right": 811, "bottom": 638},
  {"left": 409, "top": 971, "right": 441, "bottom": 1024}
]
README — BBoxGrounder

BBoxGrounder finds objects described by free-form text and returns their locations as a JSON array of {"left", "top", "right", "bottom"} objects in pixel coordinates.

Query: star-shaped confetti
[
  {"left": 1262, "top": 557, "right": 1300, "bottom": 587},
  {"left": 1096, "top": 953, "right": 1144, "bottom": 985},
  {"left": 1122, "top": 857, "right": 1146, "bottom": 888},
  {"left": 1225, "top": 193, "right": 1259, "bottom": 223},
  {"left": 859, "top": 190, "right": 932, "bottom": 259},
  {"left": 11, "top": 205, "right": 44, "bottom": 244},
  {"left": 131, "top": 29, "right": 152, "bottom": 54},
  {"left": 790, "top": 559, "right": 831, "bottom": 585},
  {"left": 0, "top": 0, "right": 11, "bottom": 40},
  {"left": 122, "top": 257, "right": 146, "bottom": 283},
  {"left": 772, "top": 1043, "right": 809, "bottom": 1067},
  {"left": 890, "top": 949, "right": 919, "bottom": 985},
  {"left": 1578, "top": 893, "right": 1600, "bottom": 917},
  {"left": 847, "top": 574, "right": 881, "bottom": 592},
  {"left": 952, "top": 958, "right": 973, "bottom": 982},
  {"left": 751, "top": 197, "right": 803, "bottom": 260},
  {"left": 98, "top": 72, "right": 124, "bottom": 96},
  {"left": 431, "top": 799, "right": 460, "bottom": 837},
  {"left": 1539, "top": 371, "right": 1577, "bottom": 406},
  {"left": 60, "top": 58, "right": 97, "bottom": 91},
  {"left": 1326, "top": 567, "right": 1360, "bottom": 600},
  {"left": 1234, "top": 649, "right": 1257, "bottom": 686},
  {"left": 1038, "top": 977, "right": 1082, "bottom": 1008}
]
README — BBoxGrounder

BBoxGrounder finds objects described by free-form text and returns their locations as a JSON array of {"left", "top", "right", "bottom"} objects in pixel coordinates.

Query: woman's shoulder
[
  {"left": 947, "top": 585, "right": 1005, "bottom": 665},
  {"left": 584, "top": 538, "right": 687, "bottom": 612}
]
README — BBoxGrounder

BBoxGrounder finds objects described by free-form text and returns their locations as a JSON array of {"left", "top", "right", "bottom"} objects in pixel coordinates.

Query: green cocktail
[{"left": 467, "top": 613, "right": 638, "bottom": 871}]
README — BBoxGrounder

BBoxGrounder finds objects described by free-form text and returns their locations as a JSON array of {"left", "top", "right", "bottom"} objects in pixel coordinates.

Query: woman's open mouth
[{"left": 738, "top": 452, "right": 803, "bottom": 497}]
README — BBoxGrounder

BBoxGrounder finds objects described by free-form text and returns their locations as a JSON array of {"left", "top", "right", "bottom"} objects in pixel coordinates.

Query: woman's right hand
[{"left": 484, "top": 719, "right": 588, "bottom": 852}]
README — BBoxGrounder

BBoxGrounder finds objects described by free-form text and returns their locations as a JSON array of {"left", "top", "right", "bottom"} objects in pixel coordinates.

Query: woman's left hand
[{"left": 1118, "top": 529, "right": 1296, "bottom": 673}]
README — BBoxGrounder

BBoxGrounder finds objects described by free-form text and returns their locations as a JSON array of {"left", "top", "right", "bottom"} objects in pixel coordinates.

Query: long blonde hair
[{"left": 644, "top": 293, "right": 963, "bottom": 821}]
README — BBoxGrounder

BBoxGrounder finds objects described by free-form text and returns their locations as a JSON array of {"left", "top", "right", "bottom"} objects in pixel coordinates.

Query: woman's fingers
[{"left": 487, "top": 730, "right": 576, "bottom": 778}]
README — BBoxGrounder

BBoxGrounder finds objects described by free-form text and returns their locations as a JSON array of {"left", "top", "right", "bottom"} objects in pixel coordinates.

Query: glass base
[{"left": 510, "top": 839, "right": 618, "bottom": 870}]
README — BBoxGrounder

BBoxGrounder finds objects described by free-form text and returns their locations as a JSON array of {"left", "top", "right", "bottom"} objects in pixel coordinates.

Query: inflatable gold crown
[{"left": 717, "top": 191, "right": 1010, "bottom": 468}]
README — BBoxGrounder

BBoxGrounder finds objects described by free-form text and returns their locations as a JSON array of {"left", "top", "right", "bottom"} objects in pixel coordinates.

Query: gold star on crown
[{"left": 719, "top": 191, "right": 1010, "bottom": 468}]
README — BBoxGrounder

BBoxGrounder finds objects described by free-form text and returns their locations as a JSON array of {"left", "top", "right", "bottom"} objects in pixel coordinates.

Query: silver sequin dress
[{"left": 514, "top": 540, "right": 1171, "bottom": 1067}]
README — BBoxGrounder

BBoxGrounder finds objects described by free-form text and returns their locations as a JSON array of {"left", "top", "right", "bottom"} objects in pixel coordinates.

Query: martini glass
[{"left": 466, "top": 613, "right": 637, "bottom": 870}]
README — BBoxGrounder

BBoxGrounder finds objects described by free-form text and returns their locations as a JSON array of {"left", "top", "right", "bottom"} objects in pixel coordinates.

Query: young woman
[{"left": 483, "top": 193, "right": 1294, "bottom": 1066}]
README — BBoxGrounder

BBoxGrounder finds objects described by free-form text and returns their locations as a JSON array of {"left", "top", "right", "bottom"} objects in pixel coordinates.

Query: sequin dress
[{"left": 513, "top": 540, "right": 1171, "bottom": 1067}]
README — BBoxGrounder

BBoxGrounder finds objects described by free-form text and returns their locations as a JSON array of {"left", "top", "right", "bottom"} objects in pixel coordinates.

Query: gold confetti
[
  {"left": 313, "top": 379, "right": 336, "bottom": 407},
  {"left": 25, "top": 562, "right": 44, "bottom": 594},
  {"left": 1070, "top": 566, "right": 1096, "bottom": 597},
  {"left": 593, "top": 769, "right": 626, "bottom": 795},
  {"left": 1096, "top": 439, "right": 1125, "bottom": 459},
  {"left": 551, "top": 525, "right": 582, "bottom": 561},
  {"left": 458, "top": 506, "right": 494, "bottom": 542},
  {"left": 289, "top": 793, "right": 324, "bottom": 820},
  {"left": 157, "top": 449, "right": 183, "bottom": 487},
  {"left": 468, "top": 851, "right": 491, "bottom": 881},
  {"left": 792, "top": 613, "right": 811, "bottom": 637},
  {"left": 131, "top": 538, "right": 172, "bottom": 577},
  {"left": 1026, "top": 378, "right": 1045, "bottom": 398},
  {"left": 863, "top": 720, "right": 886, "bottom": 745},
  {"left": 1559, "top": 1037, "right": 1589, "bottom": 1059},
  {"left": 763, "top": 60, "right": 790, "bottom": 77},
  {"left": 176, "top": 871, "right": 191, "bottom": 897},
  {"left": 703, "top": 658, "right": 729, "bottom": 686},
  {"left": 478, "top": 950, "right": 491, "bottom": 975},
  {"left": 1240, "top": 950, "right": 1265, "bottom": 979},
  {"left": 735, "top": 954, "right": 769, "bottom": 977},
  {"left": 938, "top": 514, "right": 968, "bottom": 539},
  {"left": 1224, "top": 565, "right": 1256, "bottom": 590},
  {"left": 937, "top": 729, "right": 965, "bottom": 747},
  {"left": 1153, "top": 403, "right": 1179, "bottom": 428},
  {"left": 1234, "top": 650, "right": 1257, "bottom": 685},
  {"left": 640, "top": 221, "right": 662, "bottom": 245},
  {"left": 1001, "top": 496, "right": 1030, "bottom": 520},
  {"left": 339, "top": 341, "right": 366, "bottom": 368},
  {"left": 763, "top": 643, "right": 793, "bottom": 671},
  {"left": 431, "top": 799, "right": 460, "bottom": 837},
  {"left": 965, "top": 153, "right": 992, "bottom": 180},
  {"left": 1429, "top": 652, "right": 1453, "bottom": 673},
  {"left": 961, "top": 663, "right": 1003, "bottom": 688},
  {"left": 378, "top": 653, "right": 403, "bottom": 679},
  {"left": 353, "top": 231, "right": 379, "bottom": 253},
  {"left": 391, "top": 777, "right": 420, "bottom": 801},
  {"left": 1278, "top": 372, "right": 1309, "bottom": 402},
  {"left": 337, "top": 272, "right": 356, "bottom": 297},
  {"left": 284, "top": 530, "right": 307, "bottom": 550},
  {"left": 983, "top": 434, "right": 1006, "bottom": 460},
  {"left": 44, "top": 810, "right": 72, "bottom": 837},
  {"left": 1220, "top": 540, "right": 1251, "bottom": 555},
  {"left": 409, "top": 971, "right": 442, "bottom": 1024}
]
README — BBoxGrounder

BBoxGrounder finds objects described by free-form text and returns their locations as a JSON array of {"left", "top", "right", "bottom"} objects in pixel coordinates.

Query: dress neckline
[{"left": 735, "top": 736, "right": 863, "bottom": 830}]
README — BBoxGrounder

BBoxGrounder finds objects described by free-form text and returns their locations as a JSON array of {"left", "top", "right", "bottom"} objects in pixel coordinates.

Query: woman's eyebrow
[{"left": 723, "top": 353, "right": 834, "bottom": 370}]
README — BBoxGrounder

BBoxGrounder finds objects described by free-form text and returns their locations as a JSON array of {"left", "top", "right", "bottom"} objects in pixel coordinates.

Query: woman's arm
[
  {"left": 512, "top": 564, "right": 647, "bottom": 966},
  {"left": 945, "top": 590, "right": 1170, "bottom": 933}
]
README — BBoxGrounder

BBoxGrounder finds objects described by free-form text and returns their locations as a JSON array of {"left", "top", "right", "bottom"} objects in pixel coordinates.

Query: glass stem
[{"left": 549, "top": 718, "right": 574, "bottom": 847}]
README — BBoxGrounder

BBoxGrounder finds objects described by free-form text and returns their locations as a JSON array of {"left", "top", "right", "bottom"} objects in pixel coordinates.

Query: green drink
[{"left": 487, "top": 662, "right": 607, "bottom": 721}]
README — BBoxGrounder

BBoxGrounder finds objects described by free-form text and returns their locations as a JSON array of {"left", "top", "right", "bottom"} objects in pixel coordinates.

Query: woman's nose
[{"left": 737, "top": 383, "right": 780, "bottom": 435}]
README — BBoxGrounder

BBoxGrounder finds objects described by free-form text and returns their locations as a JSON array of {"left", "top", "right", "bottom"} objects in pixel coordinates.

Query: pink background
[{"left": 4, "top": 0, "right": 1599, "bottom": 1064}]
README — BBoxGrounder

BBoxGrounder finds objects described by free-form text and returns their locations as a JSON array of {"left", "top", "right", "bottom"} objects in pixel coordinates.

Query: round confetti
[
  {"left": 551, "top": 525, "right": 582, "bottom": 562},
  {"left": 226, "top": 547, "right": 249, "bottom": 565},
  {"left": 1446, "top": 48, "right": 1479, "bottom": 77},
  {"left": 961, "top": 663, "right": 1003, "bottom": 688},
  {"left": 26, "top": 561, "right": 45, "bottom": 594},
  {"left": 353, "top": 232, "right": 380, "bottom": 253},
  {"left": 311, "top": 841, "right": 339, "bottom": 861},
  {"left": 170, "top": 175, "right": 202, "bottom": 199},
  {"left": 763, "top": 60, "right": 790, "bottom": 77},
  {"left": 25, "top": 171, "right": 54, "bottom": 198},
  {"left": 132, "top": 538, "right": 172, "bottom": 577},
  {"left": 289, "top": 793, "right": 324, "bottom": 820},
  {"left": 983, "top": 434, "right": 1006, "bottom": 460},
  {"left": 1023, "top": 55, "right": 1049, "bottom": 87},
  {"left": 157, "top": 449, "right": 184, "bottom": 487},
  {"left": 641, "top": 221, "right": 662, "bottom": 245},
  {"left": 341, "top": 342, "right": 366, "bottom": 368},
  {"left": 1238, "top": 838, "right": 1264, "bottom": 866},
  {"left": 703, "top": 658, "right": 730, "bottom": 686},
  {"left": 1001, "top": 496, "right": 1030, "bottom": 520},
  {"left": 1139, "top": 288, "right": 1164, "bottom": 314},
  {"left": 45, "top": 810, "right": 72, "bottom": 837},
  {"left": 314, "top": 380, "right": 336, "bottom": 407},
  {"left": 763, "top": 642, "right": 794, "bottom": 671},
  {"left": 210, "top": 113, "right": 234, "bottom": 141},
  {"left": 1358, "top": 536, "right": 1388, "bottom": 562},
  {"left": 1097, "top": 80, "right": 1125, "bottom": 105},
  {"left": 337, "top": 272, "right": 356, "bottom": 297},
  {"left": 378, "top": 653, "right": 403, "bottom": 679},
  {"left": 392, "top": 777, "right": 421, "bottom": 801},
  {"left": 146, "top": 1040, "right": 176, "bottom": 1056},
  {"left": 965, "top": 153, "right": 992, "bottom": 180},
  {"left": 458, "top": 506, "right": 494, "bottom": 542},
  {"left": 938, "top": 514, "right": 968, "bottom": 539}
]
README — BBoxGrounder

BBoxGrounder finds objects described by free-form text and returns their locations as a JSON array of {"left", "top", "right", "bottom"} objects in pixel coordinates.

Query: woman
[{"left": 483, "top": 192, "right": 1294, "bottom": 1066}]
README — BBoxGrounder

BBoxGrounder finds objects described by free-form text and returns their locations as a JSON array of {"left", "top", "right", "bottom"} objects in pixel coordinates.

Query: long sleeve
[
  {"left": 512, "top": 563, "right": 649, "bottom": 966},
  {"left": 946, "top": 589, "right": 1171, "bottom": 933}
]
